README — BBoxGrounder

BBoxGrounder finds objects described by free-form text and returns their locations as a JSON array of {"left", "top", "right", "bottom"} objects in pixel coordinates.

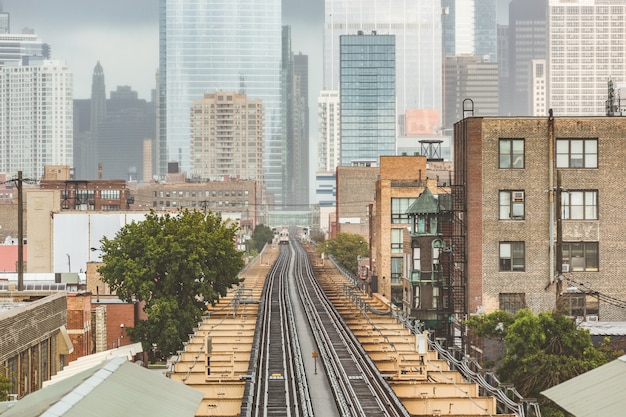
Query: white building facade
[
  {"left": 0, "top": 58, "right": 73, "bottom": 180},
  {"left": 317, "top": 90, "right": 341, "bottom": 173},
  {"left": 549, "top": 0, "right": 626, "bottom": 116}
]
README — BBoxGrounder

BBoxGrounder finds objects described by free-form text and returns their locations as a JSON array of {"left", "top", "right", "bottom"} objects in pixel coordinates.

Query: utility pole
[{"left": 17, "top": 171, "right": 24, "bottom": 291}]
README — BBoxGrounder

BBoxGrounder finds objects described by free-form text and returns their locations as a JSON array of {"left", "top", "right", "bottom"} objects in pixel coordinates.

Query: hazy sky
[{"left": 3, "top": 0, "right": 325, "bottom": 101}]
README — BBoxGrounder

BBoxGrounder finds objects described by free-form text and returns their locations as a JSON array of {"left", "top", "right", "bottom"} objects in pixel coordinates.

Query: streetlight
[{"left": 66, "top": 253, "right": 71, "bottom": 272}]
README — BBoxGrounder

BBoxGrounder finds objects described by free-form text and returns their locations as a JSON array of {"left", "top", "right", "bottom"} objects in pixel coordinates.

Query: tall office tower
[
  {"left": 325, "top": 0, "right": 442, "bottom": 133},
  {"left": 317, "top": 90, "right": 341, "bottom": 172},
  {"left": 159, "top": 0, "right": 283, "bottom": 205},
  {"left": 292, "top": 52, "right": 309, "bottom": 209},
  {"left": 0, "top": 11, "right": 9, "bottom": 34},
  {"left": 339, "top": 34, "right": 395, "bottom": 166},
  {"left": 549, "top": 0, "right": 626, "bottom": 116},
  {"left": 0, "top": 58, "right": 73, "bottom": 180},
  {"left": 497, "top": 24, "right": 510, "bottom": 114},
  {"left": 90, "top": 62, "right": 106, "bottom": 136},
  {"left": 442, "top": 0, "right": 475, "bottom": 57},
  {"left": 443, "top": 55, "right": 499, "bottom": 127},
  {"left": 190, "top": 92, "right": 264, "bottom": 182},
  {"left": 442, "top": 0, "right": 497, "bottom": 60},
  {"left": 530, "top": 59, "right": 547, "bottom": 116},
  {"left": 475, "top": 0, "right": 497, "bottom": 61},
  {"left": 97, "top": 86, "right": 156, "bottom": 181},
  {"left": 506, "top": 0, "right": 547, "bottom": 116},
  {"left": 0, "top": 32, "right": 49, "bottom": 66},
  {"left": 74, "top": 62, "right": 107, "bottom": 179}
]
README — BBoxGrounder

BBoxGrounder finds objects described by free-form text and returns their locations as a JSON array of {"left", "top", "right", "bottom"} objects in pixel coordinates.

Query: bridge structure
[{"left": 167, "top": 239, "right": 537, "bottom": 417}]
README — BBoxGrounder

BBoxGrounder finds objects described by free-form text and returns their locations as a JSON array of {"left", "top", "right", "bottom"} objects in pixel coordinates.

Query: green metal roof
[
  {"left": 0, "top": 357, "right": 203, "bottom": 417},
  {"left": 406, "top": 187, "right": 439, "bottom": 214},
  {"left": 541, "top": 354, "right": 626, "bottom": 417}
]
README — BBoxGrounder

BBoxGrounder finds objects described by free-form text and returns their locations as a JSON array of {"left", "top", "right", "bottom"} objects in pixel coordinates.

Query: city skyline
[{"left": 3, "top": 0, "right": 324, "bottom": 102}]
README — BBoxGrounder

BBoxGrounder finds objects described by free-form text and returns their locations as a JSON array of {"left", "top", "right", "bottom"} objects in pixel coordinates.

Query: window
[
  {"left": 391, "top": 198, "right": 416, "bottom": 224},
  {"left": 499, "top": 242, "right": 525, "bottom": 271},
  {"left": 391, "top": 257, "right": 403, "bottom": 284},
  {"left": 412, "top": 247, "right": 421, "bottom": 271},
  {"left": 562, "top": 242, "right": 598, "bottom": 272},
  {"left": 391, "top": 229, "right": 403, "bottom": 254},
  {"left": 499, "top": 190, "right": 525, "bottom": 220},
  {"left": 499, "top": 293, "right": 526, "bottom": 314},
  {"left": 562, "top": 190, "right": 597, "bottom": 219},
  {"left": 556, "top": 138, "right": 597, "bottom": 168},
  {"left": 499, "top": 138, "right": 524, "bottom": 168}
]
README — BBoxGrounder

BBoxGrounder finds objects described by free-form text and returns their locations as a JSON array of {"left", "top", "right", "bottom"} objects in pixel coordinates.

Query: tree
[
  {"left": 248, "top": 224, "right": 274, "bottom": 253},
  {"left": 467, "top": 309, "right": 615, "bottom": 417},
  {"left": 316, "top": 232, "right": 369, "bottom": 275},
  {"left": 98, "top": 209, "right": 244, "bottom": 361},
  {"left": 0, "top": 367, "right": 11, "bottom": 402}
]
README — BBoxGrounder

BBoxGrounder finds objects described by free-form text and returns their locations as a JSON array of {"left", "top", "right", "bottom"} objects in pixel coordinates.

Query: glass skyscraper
[
  {"left": 339, "top": 34, "right": 396, "bottom": 166},
  {"left": 324, "top": 0, "right": 442, "bottom": 130},
  {"left": 159, "top": 0, "right": 284, "bottom": 204}
]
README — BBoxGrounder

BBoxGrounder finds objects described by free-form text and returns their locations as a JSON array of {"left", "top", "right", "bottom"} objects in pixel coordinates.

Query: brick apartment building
[
  {"left": 374, "top": 156, "right": 450, "bottom": 305},
  {"left": 454, "top": 116, "right": 626, "bottom": 322},
  {"left": 130, "top": 177, "right": 259, "bottom": 230}
]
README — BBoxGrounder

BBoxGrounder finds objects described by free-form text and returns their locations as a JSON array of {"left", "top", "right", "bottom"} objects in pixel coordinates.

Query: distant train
[{"left": 278, "top": 228, "right": 290, "bottom": 244}]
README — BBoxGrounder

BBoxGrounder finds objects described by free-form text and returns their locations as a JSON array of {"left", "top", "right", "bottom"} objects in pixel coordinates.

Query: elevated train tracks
[{"left": 169, "top": 236, "right": 533, "bottom": 417}]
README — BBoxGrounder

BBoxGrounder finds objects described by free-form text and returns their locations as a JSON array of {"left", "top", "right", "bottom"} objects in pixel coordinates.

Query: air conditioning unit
[
  {"left": 512, "top": 191, "right": 524, "bottom": 202},
  {"left": 586, "top": 315, "right": 599, "bottom": 322},
  {"left": 562, "top": 264, "right": 570, "bottom": 273}
]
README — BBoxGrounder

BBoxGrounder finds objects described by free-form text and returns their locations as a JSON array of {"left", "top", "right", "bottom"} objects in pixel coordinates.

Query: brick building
[
  {"left": 130, "top": 177, "right": 259, "bottom": 230},
  {"left": 39, "top": 179, "right": 129, "bottom": 211},
  {"left": 454, "top": 116, "right": 626, "bottom": 321},
  {"left": 65, "top": 292, "right": 93, "bottom": 362},
  {"left": 86, "top": 262, "right": 140, "bottom": 352},
  {"left": 0, "top": 293, "right": 72, "bottom": 399},
  {"left": 335, "top": 165, "right": 379, "bottom": 239},
  {"left": 373, "top": 156, "right": 449, "bottom": 307}
]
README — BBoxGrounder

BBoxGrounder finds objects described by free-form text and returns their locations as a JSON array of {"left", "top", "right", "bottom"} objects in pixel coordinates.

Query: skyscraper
[
  {"left": 443, "top": 55, "right": 499, "bottom": 128},
  {"left": 325, "top": 0, "right": 442, "bottom": 131},
  {"left": 159, "top": 0, "right": 283, "bottom": 205},
  {"left": 506, "top": 0, "right": 547, "bottom": 115},
  {"left": 0, "top": 58, "right": 73, "bottom": 180},
  {"left": 548, "top": 0, "right": 626, "bottom": 116},
  {"left": 292, "top": 53, "right": 309, "bottom": 208},
  {"left": 190, "top": 91, "right": 264, "bottom": 182},
  {"left": 317, "top": 90, "right": 341, "bottom": 172},
  {"left": 90, "top": 62, "right": 106, "bottom": 137},
  {"left": 340, "top": 33, "right": 396, "bottom": 166}
]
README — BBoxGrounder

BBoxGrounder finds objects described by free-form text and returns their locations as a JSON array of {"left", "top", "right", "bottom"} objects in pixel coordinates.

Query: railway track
[{"left": 242, "top": 238, "right": 411, "bottom": 417}]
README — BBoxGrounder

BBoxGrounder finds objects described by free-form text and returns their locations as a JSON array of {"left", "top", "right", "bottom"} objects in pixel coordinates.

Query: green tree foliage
[
  {"left": 248, "top": 224, "right": 274, "bottom": 253},
  {"left": 316, "top": 232, "right": 369, "bottom": 275},
  {"left": 467, "top": 309, "right": 614, "bottom": 417},
  {"left": 98, "top": 209, "right": 244, "bottom": 361},
  {"left": 0, "top": 367, "right": 11, "bottom": 402}
]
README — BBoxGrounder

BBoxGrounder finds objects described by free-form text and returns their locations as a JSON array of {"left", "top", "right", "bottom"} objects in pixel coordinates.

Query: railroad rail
[
  {"left": 241, "top": 244, "right": 313, "bottom": 417},
  {"left": 242, "top": 238, "right": 411, "bottom": 417}
]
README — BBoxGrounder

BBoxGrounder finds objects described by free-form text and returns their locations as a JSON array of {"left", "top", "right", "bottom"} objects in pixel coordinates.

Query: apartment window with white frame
[
  {"left": 391, "top": 198, "right": 416, "bottom": 224},
  {"left": 556, "top": 138, "right": 597, "bottom": 168},
  {"left": 499, "top": 190, "right": 525, "bottom": 220},
  {"left": 499, "top": 138, "right": 525, "bottom": 169},
  {"left": 499, "top": 242, "right": 525, "bottom": 272},
  {"left": 391, "top": 229, "right": 403, "bottom": 254},
  {"left": 562, "top": 242, "right": 598, "bottom": 272},
  {"left": 562, "top": 190, "right": 597, "bottom": 220}
]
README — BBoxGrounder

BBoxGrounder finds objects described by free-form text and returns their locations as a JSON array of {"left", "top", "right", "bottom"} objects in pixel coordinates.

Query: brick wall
[{"left": 461, "top": 116, "right": 626, "bottom": 320}]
